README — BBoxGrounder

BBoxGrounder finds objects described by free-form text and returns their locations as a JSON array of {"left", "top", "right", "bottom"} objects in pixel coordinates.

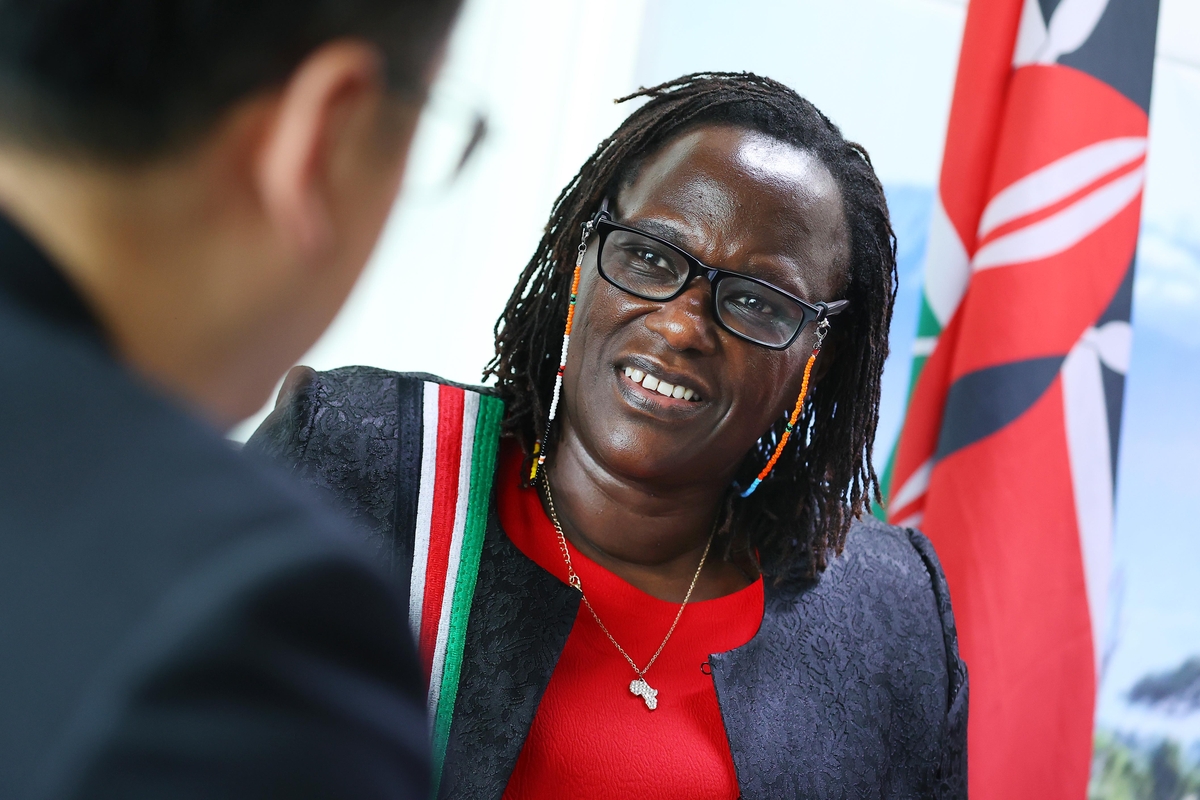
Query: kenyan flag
[{"left": 882, "top": 0, "right": 1160, "bottom": 795}]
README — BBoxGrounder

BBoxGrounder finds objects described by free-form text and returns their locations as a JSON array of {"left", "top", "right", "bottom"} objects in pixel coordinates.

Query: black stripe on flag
[
  {"left": 935, "top": 356, "right": 1066, "bottom": 462},
  {"left": 1057, "top": 0, "right": 1161, "bottom": 112},
  {"left": 1097, "top": 260, "right": 1135, "bottom": 487}
]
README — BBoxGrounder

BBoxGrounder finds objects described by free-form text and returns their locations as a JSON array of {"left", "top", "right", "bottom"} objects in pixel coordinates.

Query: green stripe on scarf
[{"left": 430, "top": 393, "right": 504, "bottom": 797}]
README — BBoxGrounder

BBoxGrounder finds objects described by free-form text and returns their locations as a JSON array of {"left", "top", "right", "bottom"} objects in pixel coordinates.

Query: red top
[{"left": 496, "top": 442, "right": 764, "bottom": 800}]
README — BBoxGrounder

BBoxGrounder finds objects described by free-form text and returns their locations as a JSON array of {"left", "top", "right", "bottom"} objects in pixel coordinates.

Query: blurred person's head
[{"left": 0, "top": 0, "right": 461, "bottom": 426}]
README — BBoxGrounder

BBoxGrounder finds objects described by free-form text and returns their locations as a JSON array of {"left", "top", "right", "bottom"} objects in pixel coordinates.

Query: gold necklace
[{"left": 541, "top": 476, "right": 715, "bottom": 711}]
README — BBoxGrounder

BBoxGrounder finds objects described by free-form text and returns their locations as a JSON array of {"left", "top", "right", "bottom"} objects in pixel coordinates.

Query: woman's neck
[{"left": 543, "top": 427, "right": 756, "bottom": 603}]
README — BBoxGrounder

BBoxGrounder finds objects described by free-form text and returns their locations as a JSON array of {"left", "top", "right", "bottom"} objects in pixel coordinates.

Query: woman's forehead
[
  {"left": 619, "top": 127, "right": 843, "bottom": 228},
  {"left": 615, "top": 125, "right": 850, "bottom": 289}
]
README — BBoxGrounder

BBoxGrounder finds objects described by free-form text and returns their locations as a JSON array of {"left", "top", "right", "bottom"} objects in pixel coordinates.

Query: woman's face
[{"left": 559, "top": 124, "right": 850, "bottom": 489}]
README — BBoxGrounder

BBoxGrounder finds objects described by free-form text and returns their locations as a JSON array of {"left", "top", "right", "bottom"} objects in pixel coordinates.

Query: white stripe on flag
[
  {"left": 923, "top": 194, "right": 972, "bottom": 328},
  {"left": 912, "top": 336, "right": 938, "bottom": 358},
  {"left": 1062, "top": 321, "right": 1131, "bottom": 677},
  {"left": 408, "top": 382, "right": 441, "bottom": 644},
  {"left": 891, "top": 458, "right": 933, "bottom": 516},
  {"left": 427, "top": 391, "right": 480, "bottom": 718},
  {"left": 978, "top": 137, "right": 1146, "bottom": 238},
  {"left": 973, "top": 166, "right": 1144, "bottom": 271},
  {"left": 1013, "top": 0, "right": 1111, "bottom": 67}
]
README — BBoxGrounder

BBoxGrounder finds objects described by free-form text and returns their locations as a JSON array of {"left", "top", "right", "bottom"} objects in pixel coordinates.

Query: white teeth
[{"left": 623, "top": 365, "right": 701, "bottom": 401}]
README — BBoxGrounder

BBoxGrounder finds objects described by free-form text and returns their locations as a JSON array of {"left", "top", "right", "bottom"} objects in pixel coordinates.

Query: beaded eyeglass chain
[
  {"left": 529, "top": 217, "right": 592, "bottom": 482},
  {"left": 739, "top": 315, "right": 830, "bottom": 497}
]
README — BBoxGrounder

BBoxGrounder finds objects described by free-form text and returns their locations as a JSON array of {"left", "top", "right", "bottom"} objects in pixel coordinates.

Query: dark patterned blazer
[
  {"left": 0, "top": 217, "right": 429, "bottom": 799},
  {"left": 248, "top": 366, "right": 969, "bottom": 800}
]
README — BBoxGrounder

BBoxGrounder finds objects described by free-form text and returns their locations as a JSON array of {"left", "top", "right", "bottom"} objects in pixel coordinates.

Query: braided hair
[{"left": 483, "top": 72, "right": 897, "bottom": 580}]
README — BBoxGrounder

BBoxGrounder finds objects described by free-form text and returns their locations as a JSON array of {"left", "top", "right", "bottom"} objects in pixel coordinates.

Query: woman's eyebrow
[
  {"left": 621, "top": 216, "right": 812, "bottom": 295},
  {"left": 625, "top": 217, "right": 691, "bottom": 248}
]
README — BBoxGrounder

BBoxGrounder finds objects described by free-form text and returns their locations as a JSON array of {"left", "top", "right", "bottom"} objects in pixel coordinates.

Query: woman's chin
[{"left": 577, "top": 430, "right": 724, "bottom": 489}]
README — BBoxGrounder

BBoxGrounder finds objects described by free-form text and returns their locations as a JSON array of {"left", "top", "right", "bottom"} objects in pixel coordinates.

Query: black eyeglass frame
[{"left": 589, "top": 204, "right": 849, "bottom": 350}]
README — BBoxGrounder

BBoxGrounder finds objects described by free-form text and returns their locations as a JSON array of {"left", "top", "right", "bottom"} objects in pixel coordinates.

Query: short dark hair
[
  {"left": 485, "top": 72, "right": 897, "bottom": 582},
  {"left": 0, "top": 0, "right": 461, "bottom": 160}
]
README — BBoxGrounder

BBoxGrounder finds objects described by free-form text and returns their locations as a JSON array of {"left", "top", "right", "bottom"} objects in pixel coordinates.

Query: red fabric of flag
[{"left": 887, "top": 0, "right": 1160, "bottom": 795}]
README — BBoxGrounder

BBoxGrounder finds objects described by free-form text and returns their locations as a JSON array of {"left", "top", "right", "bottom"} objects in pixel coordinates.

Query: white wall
[
  {"left": 232, "top": 0, "right": 649, "bottom": 439},
  {"left": 634, "top": 0, "right": 968, "bottom": 187}
]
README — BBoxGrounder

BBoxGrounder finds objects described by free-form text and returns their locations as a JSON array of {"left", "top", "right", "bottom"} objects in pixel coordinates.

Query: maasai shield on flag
[{"left": 884, "top": 0, "right": 1159, "bottom": 795}]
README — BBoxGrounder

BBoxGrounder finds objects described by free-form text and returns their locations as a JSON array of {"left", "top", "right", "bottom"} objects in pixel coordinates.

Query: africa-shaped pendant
[{"left": 629, "top": 677, "right": 658, "bottom": 710}]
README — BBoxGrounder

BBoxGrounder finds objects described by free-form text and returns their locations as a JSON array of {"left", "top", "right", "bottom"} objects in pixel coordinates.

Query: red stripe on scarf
[{"left": 418, "top": 384, "right": 465, "bottom": 678}]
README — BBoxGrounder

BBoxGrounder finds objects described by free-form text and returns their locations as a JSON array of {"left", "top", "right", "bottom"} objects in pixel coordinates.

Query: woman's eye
[
  {"left": 618, "top": 245, "right": 677, "bottom": 279},
  {"left": 631, "top": 248, "right": 669, "bottom": 269},
  {"left": 726, "top": 293, "right": 776, "bottom": 317}
]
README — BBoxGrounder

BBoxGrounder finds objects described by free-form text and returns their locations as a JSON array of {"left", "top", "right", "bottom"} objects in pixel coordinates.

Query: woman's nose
[{"left": 642, "top": 278, "right": 720, "bottom": 354}]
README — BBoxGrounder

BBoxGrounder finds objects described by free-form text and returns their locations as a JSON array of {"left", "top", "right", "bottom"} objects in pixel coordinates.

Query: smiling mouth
[{"left": 622, "top": 366, "right": 703, "bottom": 402}]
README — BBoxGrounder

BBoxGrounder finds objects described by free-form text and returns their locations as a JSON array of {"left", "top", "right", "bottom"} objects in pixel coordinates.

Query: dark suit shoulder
[
  {"left": 247, "top": 366, "right": 407, "bottom": 554},
  {"left": 842, "top": 516, "right": 966, "bottom": 701},
  {"left": 715, "top": 515, "right": 968, "bottom": 798},
  {"left": 767, "top": 516, "right": 961, "bottom": 697},
  {"left": 35, "top": 530, "right": 429, "bottom": 799},
  {"left": 837, "top": 514, "right": 954, "bottom": 613},
  {"left": 827, "top": 516, "right": 968, "bottom": 797},
  {"left": 821, "top": 515, "right": 967, "bottom": 724},
  {"left": 0, "top": 307, "right": 427, "bottom": 799}
]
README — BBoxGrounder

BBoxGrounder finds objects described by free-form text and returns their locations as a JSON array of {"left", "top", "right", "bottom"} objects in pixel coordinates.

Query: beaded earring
[
  {"left": 530, "top": 217, "right": 593, "bottom": 482},
  {"left": 740, "top": 316, "right": 831, "bottom": 498}
]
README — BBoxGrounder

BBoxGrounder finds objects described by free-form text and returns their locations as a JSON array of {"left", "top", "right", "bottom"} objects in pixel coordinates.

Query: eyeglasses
[
  {"left": 400, "top": 82, "right": 488, "bottom": 196},
  {"left": 592, "top": 206, "right": 849, "bottom": 349}
]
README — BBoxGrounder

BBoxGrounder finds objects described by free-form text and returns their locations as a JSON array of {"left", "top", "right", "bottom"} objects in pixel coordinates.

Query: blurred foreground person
[
  {"left": 251, "top": 73, "right": 968, "bottom": 799},
  {"left": 0, "top": 1, "right": 459, "bottom": 797}
]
